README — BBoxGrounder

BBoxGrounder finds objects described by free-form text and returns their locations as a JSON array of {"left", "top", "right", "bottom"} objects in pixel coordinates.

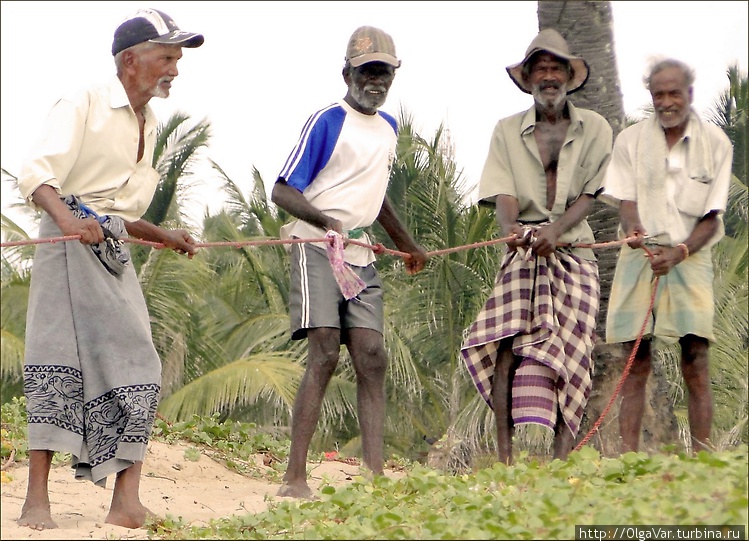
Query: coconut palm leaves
[{"left": 3, "top": 68, "right": 747, "bottom": 459}]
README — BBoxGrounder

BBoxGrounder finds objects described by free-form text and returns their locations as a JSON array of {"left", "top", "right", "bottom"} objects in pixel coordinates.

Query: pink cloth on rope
[{"left": 325, "top": 230, "right": 367, "bottom": 300}]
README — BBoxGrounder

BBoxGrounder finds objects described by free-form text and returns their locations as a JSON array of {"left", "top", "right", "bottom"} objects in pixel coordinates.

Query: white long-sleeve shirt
[{"left": 18, "top": 75, "right": 160, "bottom": 222}]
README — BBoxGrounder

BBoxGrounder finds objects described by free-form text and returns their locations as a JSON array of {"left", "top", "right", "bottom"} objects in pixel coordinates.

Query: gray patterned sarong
[
  {"left": 23, "top": 212, "right": 161, "bottom": 487},
  {"left": 460, "top": 250, "right": 599, "bottom": 437}
]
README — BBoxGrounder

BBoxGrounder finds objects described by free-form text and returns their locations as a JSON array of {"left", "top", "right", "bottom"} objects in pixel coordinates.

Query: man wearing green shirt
[{"left": 461, "top": 29, "right": 612, "bottom": 465}]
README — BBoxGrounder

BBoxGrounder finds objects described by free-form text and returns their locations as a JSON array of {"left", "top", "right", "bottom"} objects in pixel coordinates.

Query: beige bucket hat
[{"left": 506, "top": 28, "right": 589, "bottom": 95}]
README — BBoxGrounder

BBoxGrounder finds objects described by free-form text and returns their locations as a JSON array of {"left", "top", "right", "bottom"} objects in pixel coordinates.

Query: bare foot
[
  {"left": 17, "top": 504, "right": 58, "bottom": 530},
  {"left": 105, "top": 503, "right": 157, "bottom": 529},
  {"left": 276, "top": 481, "right": 315, "bottom": 499}
]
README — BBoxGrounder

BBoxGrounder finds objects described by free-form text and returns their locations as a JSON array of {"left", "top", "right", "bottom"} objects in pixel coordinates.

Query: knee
[
  {"left": 360, "top": 344, "right": 388, "bottom": 373},
  {"left": 352, "top": 343, "right": 388, "bottom": 379},
  {"left": 313, "top": 347, "right": 340, "bottom": 372},
  {"left": 308, "top": 333, "right": 341, "bottom": 374},
  {"left": 628, "top": 358, "right": 652, "bottom": 378},
  {"left": 625, "top": 342, "right": 652, "bottom": 378},
  {"left": 680, "top": 335, "right": 709, "bottom": 364},
  {"left": 680, "top": 335, "right": 709, "bottom": 375},
  {"left": 494, "top": 340, "right": 516, "bottom": 378}
]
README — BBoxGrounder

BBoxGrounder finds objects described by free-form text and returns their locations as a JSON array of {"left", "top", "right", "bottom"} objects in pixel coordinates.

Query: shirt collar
[
  {"left": 108, "top": 75, "right": 131, "bottom": 110},
  {"left": 682, "top": 110, "right": 698, "bottom": 142},
  {"left": 520, "top": 100, "right": 583, "bottom": 135},
  {"left": 108, "top": 75, "right": 155, "bottom": 127}
]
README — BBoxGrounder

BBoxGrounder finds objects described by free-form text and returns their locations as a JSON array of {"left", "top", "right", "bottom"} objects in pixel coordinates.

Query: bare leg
[
  {"left": 552, "top": 409, "right": 574, "bottom": 460},
  {"left": 277, "top": 327, "right": 340, "bottom": 498},
  {"left": 17, "top": 450, "right": 57, "bottom": 530},
  {"left": 680, "top": 334, "right": 713, "bottom": 453},
  {"left": 348, "top": 328, "right": 388, "bottom": 475},
  {"left": 105, "top": 462, "right": 154, "bottom": 529},
  {"left": 618, "top": 340, "right": 651, "bottom": 453},
  {"left": 492, "top": 339, "right": 517, "bottom": 465}
]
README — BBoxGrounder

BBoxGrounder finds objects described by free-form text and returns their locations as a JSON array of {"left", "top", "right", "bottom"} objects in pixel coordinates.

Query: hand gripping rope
[{"left": 1, "top": 231, "right": 658, "bottom": 450}]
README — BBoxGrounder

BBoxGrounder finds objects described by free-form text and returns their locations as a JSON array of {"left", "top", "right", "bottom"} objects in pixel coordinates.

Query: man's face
[
  {"left": 650, "top": 66, "right": 693, "bottom": 130},
  {"left": 527, "top": 53, "right": 570, "bottom": 111},
  {"left": 347, "top": 61, "right": 396, "bottom": 114},
  {"left": 133, "top": 44, "right": 183, "bottom": 99}
]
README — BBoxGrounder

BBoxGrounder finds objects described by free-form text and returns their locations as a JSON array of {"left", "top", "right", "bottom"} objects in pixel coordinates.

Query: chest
[{"left": 533, "top": 120, "right": 571, "bottom": 169}]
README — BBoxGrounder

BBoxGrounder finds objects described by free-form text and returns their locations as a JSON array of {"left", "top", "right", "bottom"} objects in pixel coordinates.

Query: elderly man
[
  {"left": 460, "top": 29, "right": 612, "bottom": 465},
  {"left": 271, "top": 26, "right": 427, "bottom": 499},
  {"left": 16, "top": 9, "right": 203, "bottom": 530},
  {"left": 601, "top": 58, "right": 733, "bottom": 454}
]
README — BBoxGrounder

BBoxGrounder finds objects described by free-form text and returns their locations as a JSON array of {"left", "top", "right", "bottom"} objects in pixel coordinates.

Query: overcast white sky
[{"left": 1, "top": 1, "right": 747, "bottom": 234}]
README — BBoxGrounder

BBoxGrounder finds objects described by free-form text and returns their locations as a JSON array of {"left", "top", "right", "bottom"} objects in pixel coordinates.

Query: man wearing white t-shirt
[{"left": 271, "top": 25, "right": 427, "bottom": 499}]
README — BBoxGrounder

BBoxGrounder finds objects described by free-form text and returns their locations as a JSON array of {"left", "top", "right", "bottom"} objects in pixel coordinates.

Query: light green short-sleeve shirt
[{"left": 478, "top": 102, "right": 613, "bottom": 260}]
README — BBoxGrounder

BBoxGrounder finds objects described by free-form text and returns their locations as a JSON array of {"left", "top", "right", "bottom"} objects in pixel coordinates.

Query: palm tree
[
  {"left": 0, "top": 214, "right": 31, "bottom": 400},
  {"left": 370, "top": 109, "right": 503, "bottom": 465},
  {"left": 536, "top": 0, "right": 682, "bottom": 454},
  {"left": 0, "top": 113, "right": 219, "bottom": 403}
]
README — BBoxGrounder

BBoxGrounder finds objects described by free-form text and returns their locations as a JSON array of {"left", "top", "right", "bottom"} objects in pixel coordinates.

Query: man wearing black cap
[
  {"left": 460, "top": 29, "right": 612, "bottom": 465},
  {"left": 271, "top": 26, "right": 427, "bottom": 499},
  {"left": 16, "top": 8, "right": 203, "bottom": 530}
]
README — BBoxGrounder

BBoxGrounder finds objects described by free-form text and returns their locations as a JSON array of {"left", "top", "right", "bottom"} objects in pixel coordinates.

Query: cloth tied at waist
[
  {"left": 64, "top": 195, "right": 130, "bottom": 276},
  {"left": 325, "top": 230, "right": 366, "bottom": 300}
]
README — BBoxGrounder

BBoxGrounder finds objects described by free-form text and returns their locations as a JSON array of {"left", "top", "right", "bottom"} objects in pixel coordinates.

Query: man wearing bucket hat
[
  {"left": 601, "top": 58, "right": 732, "bottom": 454},
  {"left": 272, "top": 26, "right": 427, "bottom": 499},
  {"left": 16, "top": 8, "right": 203, "bottom": 530},
  {"left": 460, "top": 28, "right": 612, "bottom": 465}
]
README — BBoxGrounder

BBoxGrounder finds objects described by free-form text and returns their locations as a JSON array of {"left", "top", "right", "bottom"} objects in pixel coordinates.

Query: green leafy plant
[
  {"left": 151, "top": 413, "right": 290, "bottom": 481},
  {"left": 1, "top": 396, "right": 27, "bottom": 462},
  {"left": 145, "top": 444, "right": 748, "bottom": 540}
]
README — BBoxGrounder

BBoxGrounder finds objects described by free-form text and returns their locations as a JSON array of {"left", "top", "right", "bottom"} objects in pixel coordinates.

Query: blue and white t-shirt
[{"left": 277, "top": 99, "right": 398, "bottom": 266}]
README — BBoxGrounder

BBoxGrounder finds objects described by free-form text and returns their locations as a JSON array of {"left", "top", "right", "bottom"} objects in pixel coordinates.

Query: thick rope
[
  {"left": 3, "top": 229, "right": 650, "bottom": 449},
  {"left": 0, "top": 232, "right": 638, "bottom": 255}
]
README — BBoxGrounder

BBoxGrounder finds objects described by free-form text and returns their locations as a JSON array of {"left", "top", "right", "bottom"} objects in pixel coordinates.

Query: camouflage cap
[{"left": 345, "top": 26, "right": 401, "bottom": 68}]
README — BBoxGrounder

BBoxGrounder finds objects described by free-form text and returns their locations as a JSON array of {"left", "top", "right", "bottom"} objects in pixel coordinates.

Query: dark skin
[
  {"left": 617, "top": 67, "right": 717, "bottom": 454},
  {"left": 492, "top": 53, "right": 597, "bottom": 466},
  {"left": 271, "top": 61, "right": 427, "bottom": 499},
  {"left": 18, "top": 42, "right": 197, "bottom": 532}
]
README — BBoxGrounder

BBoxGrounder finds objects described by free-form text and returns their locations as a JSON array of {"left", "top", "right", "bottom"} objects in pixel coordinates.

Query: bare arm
[
  {"left": 124, "top": 219, "right": 197, "bottom": 257},
  {"left": 31, "top": 184, "right": 103, "bottom": 244},
  {"left": 649, "top": 211, "right": 720, "bottom": 277},
  {"left": 495, "top": 194, "right": 527, "bottom": 251},
  {"left": 376, "top": 195, "right": 427, "bottom": 275},
  {"left": 271, "top": 180, "right": 342, "bottom": 234},
  {"left": 619, "top": 200, "right": 647, "bottom": 249}
]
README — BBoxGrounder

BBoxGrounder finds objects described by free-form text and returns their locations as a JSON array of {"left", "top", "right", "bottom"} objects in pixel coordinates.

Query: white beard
[{"left": 351, "top": 83, "right": 387, "bottom": 111}]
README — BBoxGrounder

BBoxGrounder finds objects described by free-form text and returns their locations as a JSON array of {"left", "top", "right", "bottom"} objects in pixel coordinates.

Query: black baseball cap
[{"left": 112, "top": 8, "right": 204, "bottom": 56}]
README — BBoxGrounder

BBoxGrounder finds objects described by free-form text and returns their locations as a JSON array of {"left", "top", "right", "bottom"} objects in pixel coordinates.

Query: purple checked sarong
[{"left": 460, "top": 249, "right": 599, "bottom": 436}]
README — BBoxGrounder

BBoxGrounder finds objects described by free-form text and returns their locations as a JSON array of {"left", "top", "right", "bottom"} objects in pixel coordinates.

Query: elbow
[
  {"left": 701, "top": 211, "right": 721, "bottom": 234},
  {"left": 270, "top": 182, "right": 283, "bottom": 206}
]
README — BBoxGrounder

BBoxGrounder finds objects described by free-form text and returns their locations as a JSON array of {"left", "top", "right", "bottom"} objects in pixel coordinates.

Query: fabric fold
[
  {"left": 460, "top": 250, "right": 599, "bottom": 437},
  {"left": 634, "top": 110, "right": 715, "bottom": 237},
  {"left": 325, "top": 230, "right": 367, "bottom": 300}
]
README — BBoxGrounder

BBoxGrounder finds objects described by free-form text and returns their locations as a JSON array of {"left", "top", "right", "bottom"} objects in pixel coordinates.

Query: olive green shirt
[{"left": 478, "top": 102, "right": 613, "bottom": 260}]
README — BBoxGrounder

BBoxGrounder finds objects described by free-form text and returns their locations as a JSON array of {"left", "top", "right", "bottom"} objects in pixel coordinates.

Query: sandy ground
[{"left": 0, "top": 440, "right": 405, "bottom": 540}]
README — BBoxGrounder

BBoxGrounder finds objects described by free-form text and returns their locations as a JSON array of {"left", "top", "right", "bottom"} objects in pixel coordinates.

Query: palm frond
[{"left": 158, "top": 353, "right": 304, "bottom": 420}]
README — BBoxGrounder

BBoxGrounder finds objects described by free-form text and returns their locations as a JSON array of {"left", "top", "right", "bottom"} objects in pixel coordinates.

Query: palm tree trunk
[{"left": 537, "top": 0, "right": 679, "bottom": 455}]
